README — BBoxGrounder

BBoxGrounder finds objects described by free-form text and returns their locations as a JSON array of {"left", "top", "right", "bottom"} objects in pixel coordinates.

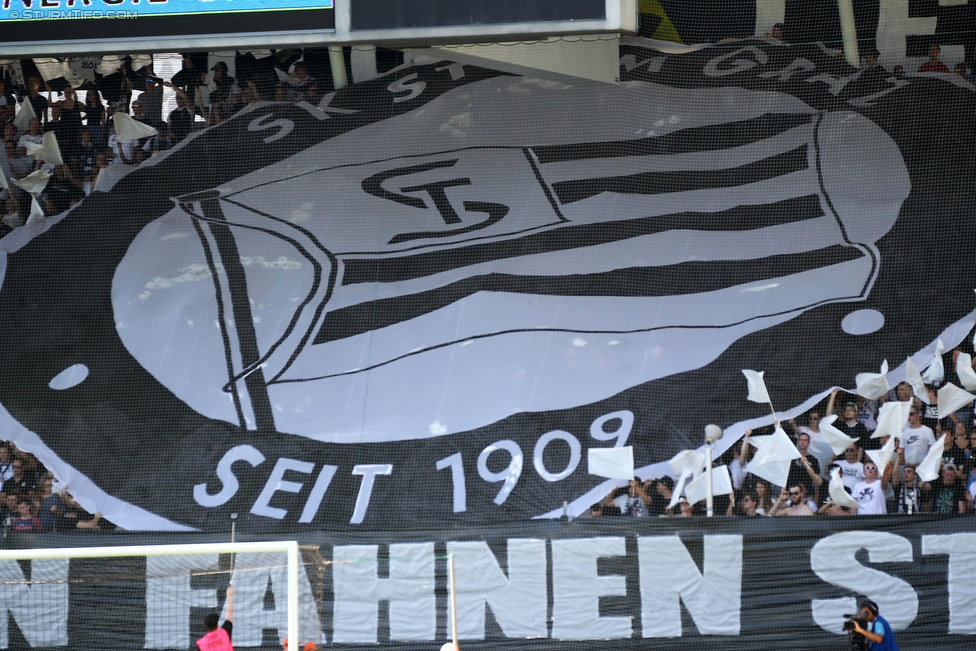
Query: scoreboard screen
[
  {"left": 0, "top": 0, "right": 335, "bottom": 51},
  {"left": 0, "top": 0, "right": 633, "bottom": 56}
]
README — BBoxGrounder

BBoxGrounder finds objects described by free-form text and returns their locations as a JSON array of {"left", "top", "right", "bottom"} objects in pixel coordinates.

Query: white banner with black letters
[{"left": 1, "top": 518, "right": 973, "bottom": 649}]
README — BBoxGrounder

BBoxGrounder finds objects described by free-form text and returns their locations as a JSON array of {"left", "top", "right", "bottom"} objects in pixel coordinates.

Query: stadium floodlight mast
[
  {"left": 704, "top": 424, "right": 724, "bottom": 517},
  {"left": 0, "top": 541, "right": 301, "bottom": 651}
]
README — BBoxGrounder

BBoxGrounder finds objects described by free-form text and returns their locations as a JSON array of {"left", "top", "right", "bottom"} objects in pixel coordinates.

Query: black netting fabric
[{"left": 0, "top": 2, "right": 974, "bottom": 649}]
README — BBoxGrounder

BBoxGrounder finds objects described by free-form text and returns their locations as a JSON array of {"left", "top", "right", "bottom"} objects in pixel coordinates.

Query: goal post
[{"left": 0, "top": 541, "right": 301, "bottom": 651}]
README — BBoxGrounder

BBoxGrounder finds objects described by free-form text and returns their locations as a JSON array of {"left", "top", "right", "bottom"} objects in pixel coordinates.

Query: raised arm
[
  {"left": 163, "top": 81, "right": 190, "bottom": 105},
  {"left": 825, "top": 388, "right": 838, "bottom": 417},
  {"left": 768, "top": 487, "right": 790, "bottom": 516},
  {"left": 804, "top": 459, "right": 824, "bottom": 487},
  {"left": 739, "top": 429, "right": 752, "bottom": 467},
  {"left": 225, "top": 585, "right": 234, "bottom": 623}
]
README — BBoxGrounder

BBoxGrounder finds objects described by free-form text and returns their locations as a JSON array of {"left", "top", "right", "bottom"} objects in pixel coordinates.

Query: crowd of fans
[
  {"left": 587, "top": 342, "right": 976, "bottom": 519},
  {"left": 0, "top": 442, "right": 108, "bottom": 533},
  {"left": 0, "top": 53, "right": 322, "bottom": 238},
  {"left": 760, "top": 23, "right": 976, "bottom": 82}
]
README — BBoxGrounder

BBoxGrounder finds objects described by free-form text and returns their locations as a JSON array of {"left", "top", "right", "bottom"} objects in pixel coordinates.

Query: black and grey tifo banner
[
  {"left": 1, "top": 39, "right": 976, "bottom": 531},
  {"left": 2, "top": 519, "right": 975, "bottom": 650}
]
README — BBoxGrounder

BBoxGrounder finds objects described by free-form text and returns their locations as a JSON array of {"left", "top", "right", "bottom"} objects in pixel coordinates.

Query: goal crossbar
[{"left": 0, "top": 540, "right": 301, "bottom": 651}]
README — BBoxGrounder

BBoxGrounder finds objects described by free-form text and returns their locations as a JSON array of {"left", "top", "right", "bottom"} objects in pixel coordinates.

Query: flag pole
[{"left": 704, "top": 425, "right": 724, "bottom": 517}]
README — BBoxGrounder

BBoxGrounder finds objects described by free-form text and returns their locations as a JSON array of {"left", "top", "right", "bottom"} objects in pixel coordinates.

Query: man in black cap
[{"left": 210, "top": 61, "right": 237, "bottom": 105}]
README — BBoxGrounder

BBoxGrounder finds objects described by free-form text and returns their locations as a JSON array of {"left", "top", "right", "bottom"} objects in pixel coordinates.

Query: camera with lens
[{"left": 842, "top": 614, "right": 869, "bottom": 651}]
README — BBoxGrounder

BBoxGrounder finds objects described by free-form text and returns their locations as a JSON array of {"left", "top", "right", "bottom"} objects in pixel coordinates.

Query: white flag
[
  {"left": 938, "top": 382, "right": 976, "bottom": 418},
  {"left": 956, "top": 352, "right": 976, "bottom": 391},
  {"left": 904, "top": 357, "right": 930, "bottom": 403},
  {"left": 113, "top": 112, "right": 157, "bottom": 142},
  {"left": 751, "top": 427, "right": 801, "bottom": 466},
  {"left": 865, "top": 435, "right": 896, "bottom": 474},
  {"left": 818, "top": 414, "right": 860, "bottom": 455},
  {"left": 855, "top": 359, "right": 889, "bottom": 400},
  {"left": 742, "top": 369, "right": 771, "bottom": 404},
  {"left": 828, "top": 468, "right": 862, "bottom": 509},
  {"left": 668, "top": 467, "right": 695, "bottom": 510},
  {"left": 13, "top": 94, "right": 37, "bottom": 134},
  {"left": 668, "top": 449, "right": 704, "bottom": 479},
  {"left": 684, "top": 465, "right": 734, "bottom": 506},
  {"left": 24, "top": 131, "right": 63, "bottom": 166},
  {"left": 13, "top": 166, "right": 52, "bottom": 195},
  {"left": 872, "top": 401, "right": 910, "bottom": 439},
  {"left": 744, "top": 427, "right": 799, "bottom": 487},
  {"left": 916, "top": 434, "right": 947, "bottom": 482},
  {"left": 743, "top": 457, "right": 791, "bottom": 489},
  {"left": 25, "top": 195, "right": 45, "bottom": 225},
  {"left": 587, "top": 446, "right": 634, "bottom": 480},
  {"left": 921, "top": 339, "right": 945, "bottom": 384},
  {"left": 275, "top": 67, "right": 302, "bottom": 86}
]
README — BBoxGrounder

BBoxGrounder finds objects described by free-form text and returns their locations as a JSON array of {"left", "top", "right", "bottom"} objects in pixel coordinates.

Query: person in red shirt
[
  {"left": 919, "top": 44, "right": 950, "bottom": 73},
  {"left": 11, "top": 497, "right": 42, "bottom": 532},
  {"left": 197, "top": 585, "right": 235, "bottom": 651}
]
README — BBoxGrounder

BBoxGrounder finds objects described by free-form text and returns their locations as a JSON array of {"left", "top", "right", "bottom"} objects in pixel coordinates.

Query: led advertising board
[{"left": 0, "top": 0, "right": 335, "bottom": 53}]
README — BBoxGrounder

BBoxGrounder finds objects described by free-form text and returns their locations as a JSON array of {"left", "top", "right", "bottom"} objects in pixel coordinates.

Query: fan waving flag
[{"left": 828, "top": 468, "right": 861, "bottom": 509}]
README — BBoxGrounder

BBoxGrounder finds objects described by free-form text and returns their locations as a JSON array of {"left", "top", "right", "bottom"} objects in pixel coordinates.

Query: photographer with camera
[{"left": 848, "top": 599, "right": 899, "bottom": 651}]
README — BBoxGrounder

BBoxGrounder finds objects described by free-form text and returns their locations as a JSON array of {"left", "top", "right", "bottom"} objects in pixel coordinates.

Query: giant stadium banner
[
  {"left": 0, "top": 37, "right": 975, "bottom": 532},
  {"left": 2, "top": 518, "right": 975, "bottom": 650}
]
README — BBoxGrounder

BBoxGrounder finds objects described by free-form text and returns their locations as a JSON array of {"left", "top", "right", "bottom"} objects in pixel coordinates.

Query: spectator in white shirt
[
  {"left": 900, "top": 406, "right": 937, "bottom": 466},
  {"left": 17, "top": 118, "right": 43, "bottom": 149},
  {"left": 833, "top": 445, "right": 865, "bottom": 491},
  {"left": 853, "top": 461, "right": 889, "bottom": 515}
]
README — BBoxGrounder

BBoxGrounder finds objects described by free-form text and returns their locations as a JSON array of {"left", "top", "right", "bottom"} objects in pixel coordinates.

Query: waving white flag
[
  {"left": 668, "top": 467, "right": 695, "bottom": 510},
  {"left": 24, "top": 131, "right": 63, "bottom": 166},
  {"left": 588, "top": 446, "right": 634, "bottom": 480},
  {"left": 956, "top": 352, "right": 976, "bottom": 391},
  {"left": 922, "top": 339, "right": 945, "bottom": 384},
  {"left": 828, "top": 468, "right": 862, "bottom": 509},
  {"left": 904, "top": 357, "right": 930, "bottom": 403},
  {"left": 684, "top": 465, "right": 734, "bottom": 506},
  {"left": 742, "top": 369, "right": 771, "bottom": 404},
  {"left": 744, "top": 427, "right": 799, "bottom": 487},
  {"left": 13, "top": 93, "right": 36, "bottom": 134},
  {"left": 818, "top": 414, "right": 859, "bottom": 455},
  {"left": 937, "top": 382, "right": 976, "bottom": 418},
  {"left": 916, "top": 434, "right": 947, "bottom": 482},
  {"left": 668, "top": 449, "right": 704, "bottom": 479},
  {"left": 866, "top": 435, "right": 896, "bottom": 474},
  {"left": 872, "top": 401, "right": 911, "bottom": 439},
  {"left": 113, "top": 111, "right": 157, "bottom": 142},
  {"left": 855, "top": 359, "right": 889, "bottom": 400}
]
